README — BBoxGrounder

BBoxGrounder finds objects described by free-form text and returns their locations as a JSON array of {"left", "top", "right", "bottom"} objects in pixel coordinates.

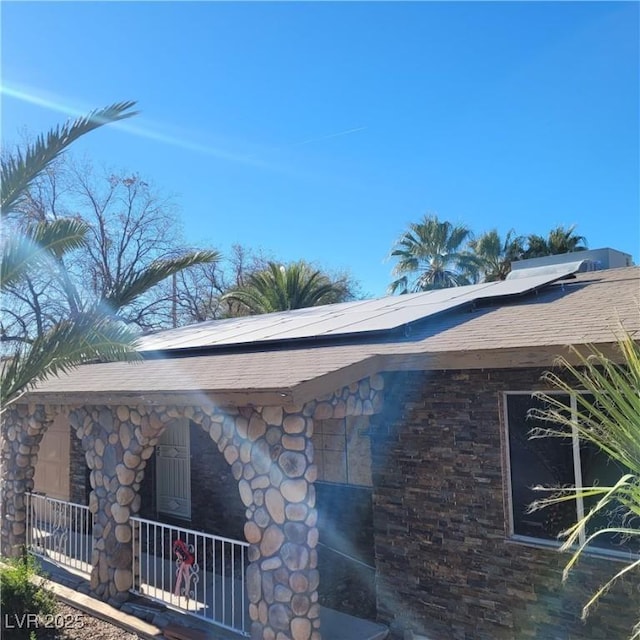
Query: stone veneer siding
[
  {"left": 140, "top": 422, "right": 376, "bottom": 620},
  {"left": 371, "top": 369, "right": 638, "bottom": 640},
  {"left": 2, "top": 374, "right": 384, "bottom": 640},
  {"left": 1, "top": 403, "right": 58, "bottom": 556}
]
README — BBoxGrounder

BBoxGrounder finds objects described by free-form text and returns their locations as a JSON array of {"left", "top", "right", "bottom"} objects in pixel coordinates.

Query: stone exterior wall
[
  {"left": 1, "top": 403, "right": 58, "bottom": 556},
  {"left": 139, "top": 419, "right": 377, "bottom": 621},
  {"left": 1, "top": 374, "right": 384, "bottom": 640},
  {"left": 9, "top": 367, "right": 637, "bottom": 639},
  {"left": 371, "top": 369, "right": 639, "bottom": 640},
  {"left": 68, "top": 404, "right": 172, "bottom": 604}
]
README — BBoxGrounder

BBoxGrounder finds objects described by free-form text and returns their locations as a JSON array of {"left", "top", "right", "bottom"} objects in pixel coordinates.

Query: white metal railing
[
  {"left": 131, "top": 516, "right": 249, "bottom": 636},
  {"left": 26, "top": 493, "right": 92, "bottom": 578}
]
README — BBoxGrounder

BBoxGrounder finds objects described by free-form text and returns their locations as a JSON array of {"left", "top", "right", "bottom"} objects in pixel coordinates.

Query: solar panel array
[{"left": 137, "top": 264, "right": 582, "bottom": 353}]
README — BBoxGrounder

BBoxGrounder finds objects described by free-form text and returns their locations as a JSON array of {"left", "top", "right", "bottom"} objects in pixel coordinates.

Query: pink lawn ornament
[{"left": 172, "top": 539, "right": 194, "bottom": 598}]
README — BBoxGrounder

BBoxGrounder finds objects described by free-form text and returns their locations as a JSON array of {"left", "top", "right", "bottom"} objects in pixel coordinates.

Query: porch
[
  {"left": 26, "top": 493, "right": 388, "bottom": 640},
  {"left": 3, "top": 374, "right": 387, "bottom": 640}
]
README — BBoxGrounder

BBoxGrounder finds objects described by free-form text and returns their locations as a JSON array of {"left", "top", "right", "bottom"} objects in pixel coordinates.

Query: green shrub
[{"left": 0, "top": 556, "right": 57, "bottom": 639}]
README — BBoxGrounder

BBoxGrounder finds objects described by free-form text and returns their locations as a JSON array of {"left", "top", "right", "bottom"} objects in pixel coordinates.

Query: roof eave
[
  {"left": 15, "top": 343, "right": 626, "bottom": 409},
  {"left": 383, "top": 342, "right": 627, "bottom": 371}
]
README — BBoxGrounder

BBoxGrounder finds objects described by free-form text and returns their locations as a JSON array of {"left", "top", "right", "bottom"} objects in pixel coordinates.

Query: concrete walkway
[{"left": 35, "top": 558, "right": 388, "bottom": 640}]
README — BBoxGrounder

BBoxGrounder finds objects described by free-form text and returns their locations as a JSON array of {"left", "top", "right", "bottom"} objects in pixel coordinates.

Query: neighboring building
[{"left": 2, "top": 252, "right": 639, "bottom": 640}]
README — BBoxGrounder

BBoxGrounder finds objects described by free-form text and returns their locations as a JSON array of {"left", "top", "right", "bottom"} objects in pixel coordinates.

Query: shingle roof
[
  {"left": 22, "top": 267, "right": 639, "bottom": 406},
  {"left": 397, "top": 266, "right": 639, "bottom": 352}
]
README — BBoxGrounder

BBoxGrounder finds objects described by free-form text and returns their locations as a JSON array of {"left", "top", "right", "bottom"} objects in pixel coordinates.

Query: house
[{"left": 2, "top": 251, "right": 639, "bottom": 640}]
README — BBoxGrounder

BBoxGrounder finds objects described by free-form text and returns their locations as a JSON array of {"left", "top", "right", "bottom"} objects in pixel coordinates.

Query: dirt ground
[{"left": 3, "top": 602, "right": 140, "bottom": 640}]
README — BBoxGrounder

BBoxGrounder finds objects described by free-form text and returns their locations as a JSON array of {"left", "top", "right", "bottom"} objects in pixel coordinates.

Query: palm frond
[
  {"left": 2, "top": 101, "right": 138, "bottom": 215},
  {"left": 580, "top": 557, "right": 640, "bottom": 622},
  {"left": 1, "top": 101, "right": 142, "bottom": 408},
  {"left": 469, "top": 228, "right": 525, "bottom": 281},
  {"left": 101, "top": 250, "right": 219, "bottom": 311},
  {"left": 1, "top": 312, "right": 140, "bottom": 406},
  {"left": 387, "top": 275, "right": 409, "bottom": 295},
  {"left": 222, "top": 287, "right": 270, "bottom": 314},
  {"left": 524, "top": 225, "right": 587, "bottom": 258},
  {"left": 531, "top": 338, "right": 640, "bottom": 471},
  {"left": 530, "top": 329, "right": 640, "bottom": 638},
  {"left": 1, "top": 218, "right": 90, "bottom": 289}
]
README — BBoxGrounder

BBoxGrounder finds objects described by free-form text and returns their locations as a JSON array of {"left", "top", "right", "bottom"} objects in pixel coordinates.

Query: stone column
[
  {"left": 234, "top": 406, "right": 320, "bottom": 640},
  {"left": 69, "top": 404, "right": 171, "bottom": 605},
  {"left": 1, "top": 403, "right": 58, "bottom": 557},
  {"left": 196, "top": 374, "right": 384, "bottom": 640}
]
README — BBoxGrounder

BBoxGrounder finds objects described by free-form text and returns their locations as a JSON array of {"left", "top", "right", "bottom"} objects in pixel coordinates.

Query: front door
[{"left": 156, "top": 418, "right": 191, "bottom": 520}]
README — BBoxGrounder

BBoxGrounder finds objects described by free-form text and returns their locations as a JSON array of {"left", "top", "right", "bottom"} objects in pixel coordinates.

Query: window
[
  {"left": 505, "top": 392, "right": 634, "bottom": 553},
  {"left": 313, "top": 416, "right": 372, "bottom": 487}
]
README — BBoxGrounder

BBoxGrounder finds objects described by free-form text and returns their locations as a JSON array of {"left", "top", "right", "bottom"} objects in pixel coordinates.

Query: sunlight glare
[{"left": 1, "top": 82, "right": 270, "bottom": 168}]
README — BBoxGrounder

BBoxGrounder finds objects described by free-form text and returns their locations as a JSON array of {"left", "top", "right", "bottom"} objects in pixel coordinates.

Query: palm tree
[
  {"left": 1, "top": 102, "right": 217, "bottom": 405},
  {"left": 388, "top": 215, "right": 479, "bottom": 294},
  {"left": 469, "top": 229, "right": 525, "bottom": 282},
  {"left": 2, "top": 103, "right": 140, "bottom": 405},
  {"left": 528, "top": 332, "right": 640, "bottom": 639},
  {"left": 524, "top": 225, "right": 587, "bottom": 259},
  {"left": 222, "top": 261, "right": 351, "bottom": 315},
  {"left": 546, "top": 224, "right": 588, "bottom": 254}
]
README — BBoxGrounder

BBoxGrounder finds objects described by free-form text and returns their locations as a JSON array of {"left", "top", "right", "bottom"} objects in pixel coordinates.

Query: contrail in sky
[
  {"left": 3, "top": 83, "right": 367, "bottom": 178},
  {"left": 293, "top": 126, "right": 367, "bottom": 147}
]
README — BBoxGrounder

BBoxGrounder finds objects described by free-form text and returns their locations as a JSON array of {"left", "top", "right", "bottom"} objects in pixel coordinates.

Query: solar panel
[
  {"left": 505, "top": 259, "right": 589, "bottom": 280},
  {"left": 137, "top": 264, "right": 580, "bottom": 352}
]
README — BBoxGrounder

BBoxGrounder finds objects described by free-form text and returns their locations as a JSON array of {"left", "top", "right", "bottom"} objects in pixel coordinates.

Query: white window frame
[{"left": 503, "top": 390, "right": 634, "bottom": 560}]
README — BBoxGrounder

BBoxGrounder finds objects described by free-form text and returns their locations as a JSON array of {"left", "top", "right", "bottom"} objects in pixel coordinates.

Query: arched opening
[
  {"left": 138, "top": 417, "right": 245, "bottom": 541},
  {"left": 130, "top": 410, "right": 252, "bottom": 634}
]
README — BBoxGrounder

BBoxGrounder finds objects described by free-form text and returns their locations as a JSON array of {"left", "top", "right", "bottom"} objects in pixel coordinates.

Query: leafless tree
[
  {"left": 167, "top": 244, "right": 273, "bottom": 323},
  {"left": 2, "top": 153, "right": 217, "bottom": 346}
]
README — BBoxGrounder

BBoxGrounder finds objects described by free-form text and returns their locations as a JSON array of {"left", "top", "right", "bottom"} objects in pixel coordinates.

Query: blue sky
[{"left": 2, "top": 1, "right": 638, "bottom": 297}]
